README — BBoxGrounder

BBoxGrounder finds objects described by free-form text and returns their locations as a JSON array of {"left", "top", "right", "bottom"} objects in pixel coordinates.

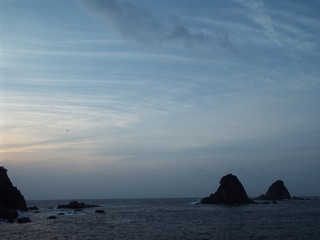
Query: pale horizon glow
[{"left": 1, "top": 0, "right": 320, "bottom": 200}]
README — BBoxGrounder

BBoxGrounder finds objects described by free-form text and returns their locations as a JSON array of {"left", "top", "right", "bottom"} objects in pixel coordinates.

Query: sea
[{"left": 1, "top": 197, "right": 320, "bottom": 240}]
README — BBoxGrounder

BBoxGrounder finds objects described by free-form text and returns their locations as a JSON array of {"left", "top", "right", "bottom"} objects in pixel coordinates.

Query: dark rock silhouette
[
  {"left": 95, "top": 209, "right": 105, "bottom": 213},
  {"left": 17, "top": 217, "right": 31, "bottom": 223},
  {"left": 201, "top": 174, "right": 254, "bottom": 204},
  {"left": 257, "top": 180, "right": 291, "bottom": 200},
  {"left": 0, "top": 166, "right": 27, "bottom": 221},
  {"left": 57, "top": 201, "right": 99, "bottom": 210},
  {"left": 0, "top": 205, "right": 18, "bottom": 220},
  {"left": 27, "top": 206, "right": 39, "bottom": 211},
  {"left": 47, "top": 216, "right": 57, "bottom": 219}
]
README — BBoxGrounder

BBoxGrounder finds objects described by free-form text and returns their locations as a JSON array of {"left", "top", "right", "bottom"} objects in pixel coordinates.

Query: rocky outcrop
[
  {"left": 257, "top": 180, "right": 291, "bottom": 200},
  {"left": 95, "top": 209, "right": 105, "bottom": 213},
  {"left": 201, "top": 174, "right": 254, "bottom": 204},
  {"left": 0, "top": 166, "right": 27, "bottom": 220},
  {"left": 57, "top": 201, "right": 99, "bottom": 210},
  {"left": 17, "top": 217, "right": 31, "bottom": 223}
]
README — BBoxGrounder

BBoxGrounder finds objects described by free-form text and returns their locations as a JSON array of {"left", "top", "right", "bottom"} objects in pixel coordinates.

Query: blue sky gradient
[{"left": 1, "top": 0, "right": 320, "bottom": 200}]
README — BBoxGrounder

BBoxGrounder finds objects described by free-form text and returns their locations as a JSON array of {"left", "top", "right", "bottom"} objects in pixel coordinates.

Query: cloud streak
[
  {"left": 235, "top": 0, "right": 282, "bottom": 46},
  {"left": 81, "top": 0, "right": 237, "bottom": 52}
]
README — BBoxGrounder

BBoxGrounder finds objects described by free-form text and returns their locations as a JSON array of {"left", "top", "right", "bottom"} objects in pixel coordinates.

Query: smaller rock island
[
  {"left": 57, "top": 201, "right": 99, "bottom": 210},
  {"left": 257, "top": 180, "right": 292, "bottom": 200},
  {"left": 201, "top": 174, "right": 254, "bottom": 204}
]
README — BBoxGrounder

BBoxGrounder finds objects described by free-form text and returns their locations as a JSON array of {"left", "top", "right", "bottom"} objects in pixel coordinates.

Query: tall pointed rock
[
  {"left": 201, "top": 174, "right": 253, "bottom": 204},
  {"left": 0, "top": 166, "right": 27, "bottom": 211}
]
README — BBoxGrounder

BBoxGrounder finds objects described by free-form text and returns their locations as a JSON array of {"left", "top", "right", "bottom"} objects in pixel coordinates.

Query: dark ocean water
[{"left": 1, "top": 197, "right": 320, "bottom": 240}]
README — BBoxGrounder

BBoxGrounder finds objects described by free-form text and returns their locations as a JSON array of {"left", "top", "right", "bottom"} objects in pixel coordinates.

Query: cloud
[
  {"left": 81, "top": 0, "right": 237, "bottom": 52},
  {"left": 82, "top": 0, "right": 163, "bottom": 44},
  {"left": 0, "top": 92, "right": 141, "bottom": 156},
  {"left": 235, "top": 0, "right": 282, "bottom": 46}
]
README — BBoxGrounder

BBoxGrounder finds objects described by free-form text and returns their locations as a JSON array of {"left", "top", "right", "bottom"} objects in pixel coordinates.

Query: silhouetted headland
[
  {"left": 0, "top": 166, "right": 27, "bottom": 222},
  {"left": 201, "top": 174, "right": 254, "bottom": 204}
]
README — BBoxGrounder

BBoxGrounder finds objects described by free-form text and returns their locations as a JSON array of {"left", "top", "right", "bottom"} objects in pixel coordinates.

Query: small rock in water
[
  {"left": 47, "top": 216, "right": 56, "bottom": 219},
  {"left": 17, "top": 217, "right": 31, "bottom": 223},
  {"left": 95, "top": 209, "right": 105, "bottom": 213},
  {"left": 57, "top": 201, "right": 99, "bottom": 210}
]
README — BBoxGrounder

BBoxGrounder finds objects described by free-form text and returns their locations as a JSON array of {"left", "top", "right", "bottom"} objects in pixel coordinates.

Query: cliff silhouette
[{"left": 0, "top": 166, "right": 27, "bottom": 220}]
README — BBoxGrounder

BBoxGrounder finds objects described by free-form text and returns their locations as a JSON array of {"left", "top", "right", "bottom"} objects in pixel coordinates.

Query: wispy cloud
[
  {"left": 0, "top": 92, "right": 140, "bottom": 154},
  {"left": 235, "top": 0, "right": 282, "bottom": 46},
  {"left": 80, "top": 0, "right": 237, "bottom": 53},
  {"left": 0, "top": 46, "right": 197, "bottom": 63}
]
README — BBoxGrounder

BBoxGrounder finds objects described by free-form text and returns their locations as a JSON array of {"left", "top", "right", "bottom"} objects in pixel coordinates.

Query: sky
[{"left": 1, "top": 0, "right": 320, "bottom": 200}]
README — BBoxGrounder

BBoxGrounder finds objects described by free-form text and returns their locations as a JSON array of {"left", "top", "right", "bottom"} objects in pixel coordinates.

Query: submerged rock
[
  {"left": 0, "top": 166, "right": 27, "bottom": 221},
  {"left": 57, "top": 201, "right": 99, "bottom": 210},
  {"left": 257, "top": 180, "right": 291, "bottom": 200},
  {"left": 201, "top": 174, "right": 254, "bottom": 204}
]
